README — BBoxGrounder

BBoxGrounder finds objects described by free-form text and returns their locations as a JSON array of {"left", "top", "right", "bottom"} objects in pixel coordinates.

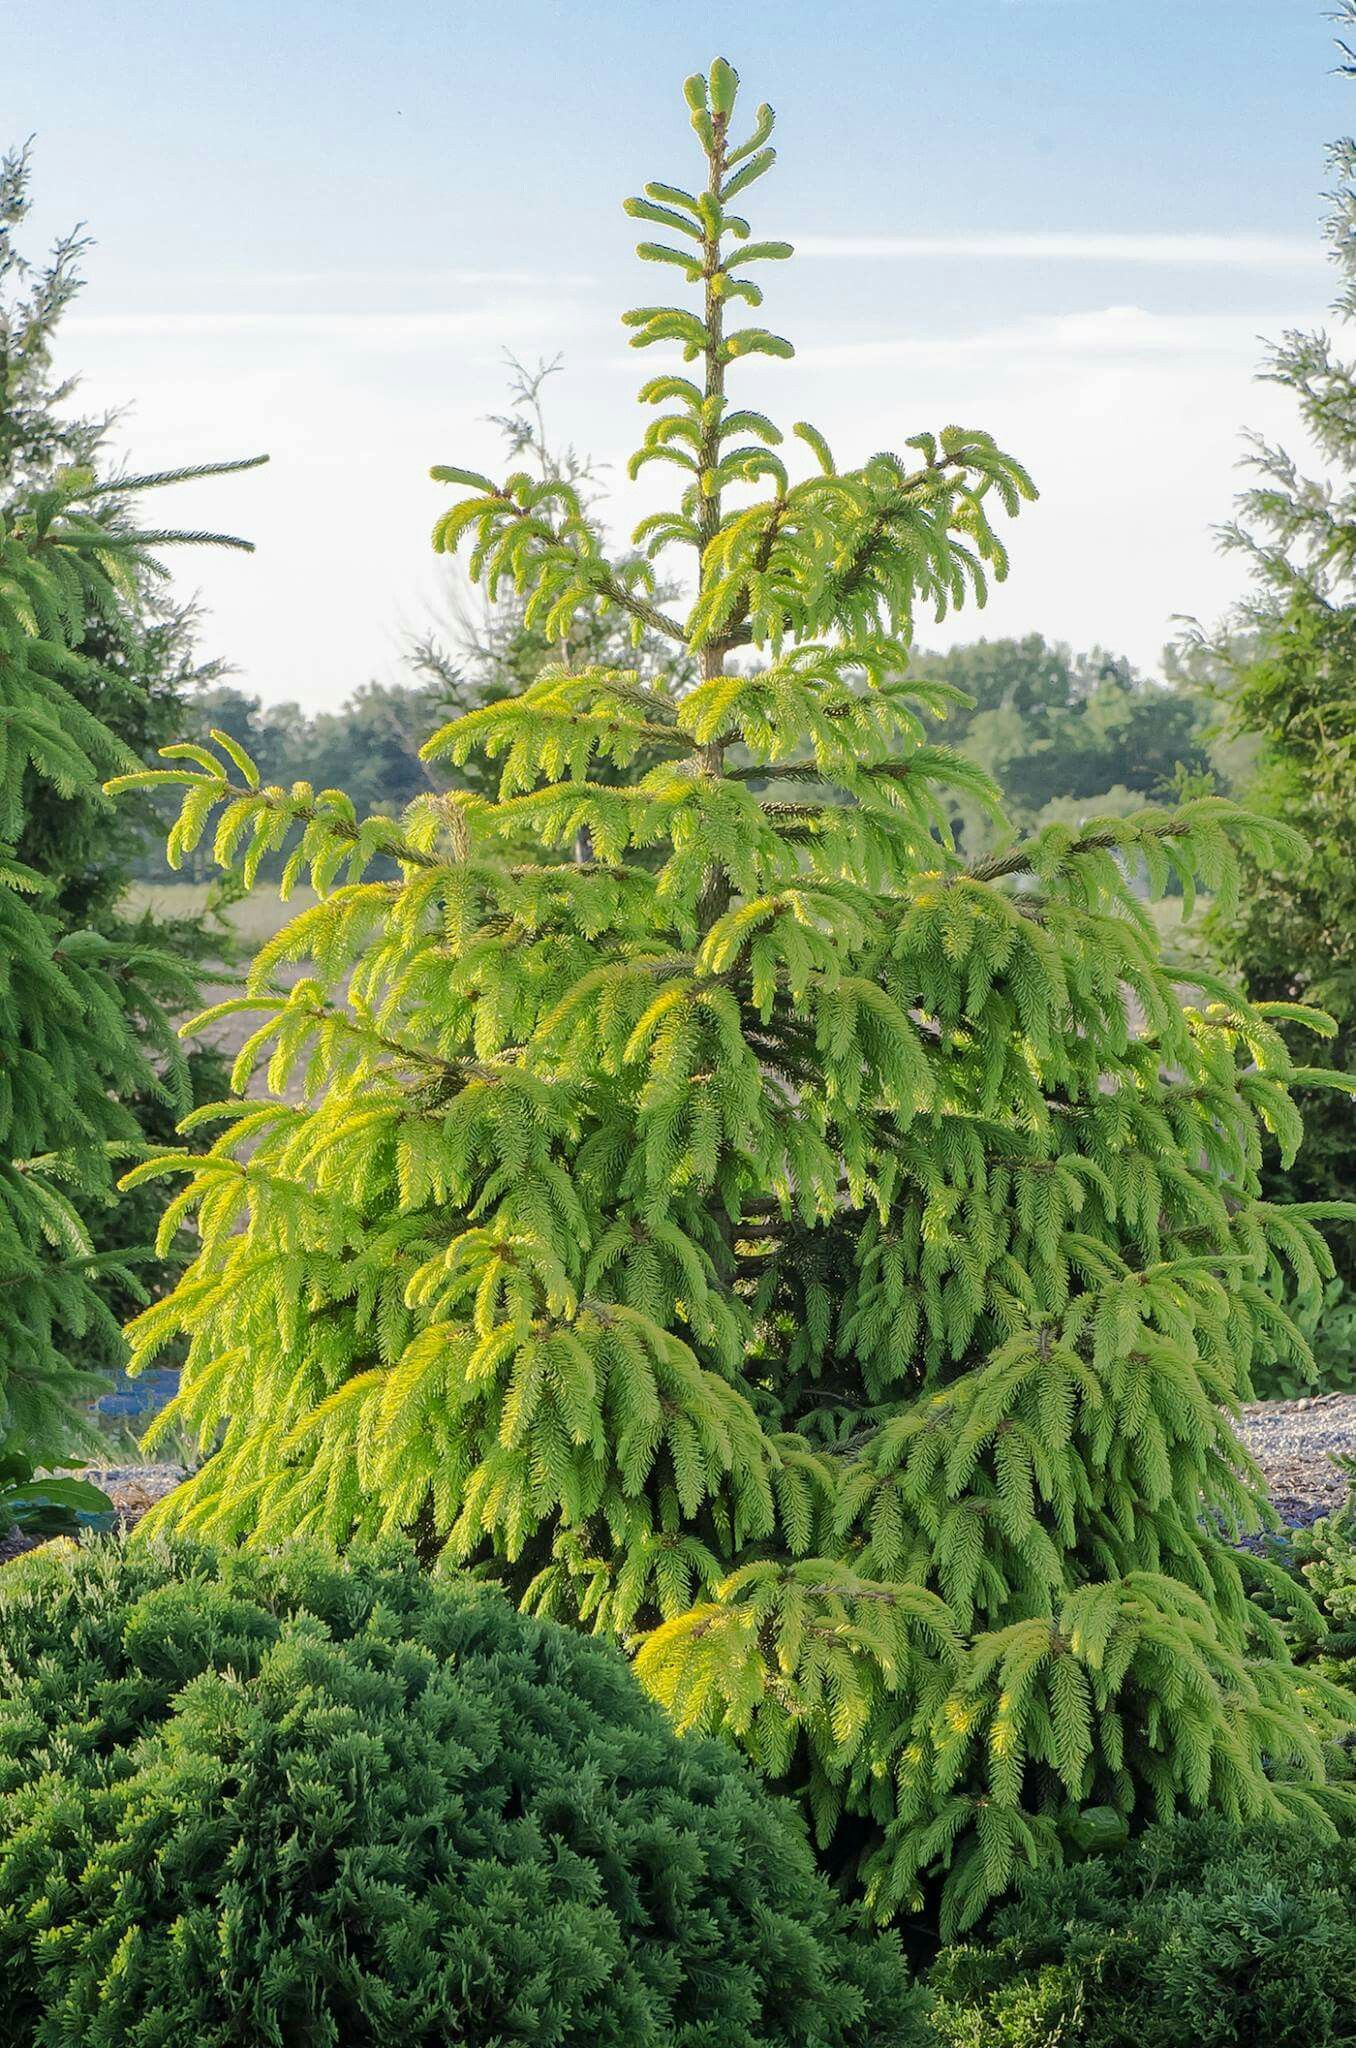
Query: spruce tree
[
  {"left": 1193, "top": 17, "right": 1356, "bottom": 1321},
  {"left": 121, "top": 59, "right": 1355, "bottom": 1929},
  {"left": 0, "top": 362, "right": 259, "bottom": 1511},
  {"left": 1, "top": 144, "right": 238, "bottom": 1358}
]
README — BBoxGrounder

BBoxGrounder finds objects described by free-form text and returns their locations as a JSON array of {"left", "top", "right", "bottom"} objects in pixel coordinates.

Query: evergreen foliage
[
  {"left": 1306, "top": 1490, "right": 1356, "bottom": 1667},
  {"left": 162, "top": 676, "right": 458, "bottom": 884},
  {"left": 1193, "top": 16, "right": 1356, "bottom": 1363},
  {"left": 0, "top": 226, "right": 260, "bottom": 1487},
  {"left": 1, "top": 143, "right": 238, "bottom": 1359},
  {"left": 119, "top": 59, "right": 1356, "bottom": 1928},
  {"left": 0, "top": 1536, "right": 919, "bottom": 2048},
  {"left": 1274, "top": 1479, "right": 1356, "bottom": 1697},
  {"left": 926, "top": 1813, "right": 1356, "bottom": 2048},
  {"left": 158, "top": 357, "right": 695, "bottom": 884}
]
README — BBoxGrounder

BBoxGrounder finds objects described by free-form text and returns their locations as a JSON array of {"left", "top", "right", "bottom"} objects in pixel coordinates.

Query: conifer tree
[
  {"left": 1194, "top": 15, "right": 1356, "bottom": 1315},
  {"left": 121, "top": 59, "right": 1355, "bottom": 1929},
  {"left": 1, "top": 143, "right": 238, "bottom": 1356},
  {"left": 412, "top": 353, "right": 696, "bottom": 816},
  {"left": 0, "top": 377, "right": 259, "bottom": 1510}
]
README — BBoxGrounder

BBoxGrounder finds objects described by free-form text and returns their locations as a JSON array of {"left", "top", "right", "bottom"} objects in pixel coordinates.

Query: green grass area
[{"left": 124, "top": 881, "right": 317, "bottom": 945}]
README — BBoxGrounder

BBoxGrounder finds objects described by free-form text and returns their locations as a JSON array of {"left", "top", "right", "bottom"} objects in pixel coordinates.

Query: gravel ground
[
  {"left": 1, "top": 1405, "right": 1352, "bottom": 1572},
  {"left": 0, "top": 1464, "right": 186, "bottom": 1568},
  {"left": 1237, "top": 1391, "right": 1356, "bottom": 1529}
]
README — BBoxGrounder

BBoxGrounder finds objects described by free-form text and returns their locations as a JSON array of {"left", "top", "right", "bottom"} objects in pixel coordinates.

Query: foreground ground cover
[{"left": 0, "top": 1538, "right": 921, "bottom": 2047}]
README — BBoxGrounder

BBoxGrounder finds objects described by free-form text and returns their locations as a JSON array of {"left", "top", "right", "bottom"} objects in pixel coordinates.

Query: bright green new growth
[
  {"left": 0, "top": 451, "right": 260, "bottom": 1505},
  {"left": 119, "top": 62, "right": 1355, "bottom": 1929}
]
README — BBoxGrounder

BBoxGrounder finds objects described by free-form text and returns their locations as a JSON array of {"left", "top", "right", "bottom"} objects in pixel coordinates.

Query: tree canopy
[{"left": 1192, "top": 12, "right": 1356, "bottom": 1359}]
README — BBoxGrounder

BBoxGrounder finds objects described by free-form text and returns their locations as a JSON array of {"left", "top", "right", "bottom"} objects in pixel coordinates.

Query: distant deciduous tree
[{"left": 911, "top": 635, "right": 1212, "bottom": 855}]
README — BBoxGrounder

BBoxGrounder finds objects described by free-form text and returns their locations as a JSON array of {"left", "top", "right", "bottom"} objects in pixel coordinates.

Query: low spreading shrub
[
  {"left": 1300, "top": 1482, "right": 1356, "bottom": 1677},
  {"left": 926, "top": 1813, "right": 1356, "bottom": 2048},
  {"left": 1251, "top": 1275, "right": 1356, "bottom": 1399},
  {"left": 1255, "top": 1480, "right": 1356, "bottom": 1704},
  {"left": 0, "top": 1537, "right": 922, "bottom": 2048}
]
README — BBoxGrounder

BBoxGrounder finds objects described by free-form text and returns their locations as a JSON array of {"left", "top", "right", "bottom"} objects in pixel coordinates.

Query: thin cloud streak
[
  {"left": 794, "top": 231, "right": 1323, "bottom": 268},
  {"left": 141, "top": 267, "right": 598, "bottom": 291},
  {"left": 794, "top": 306, "right": 1276, "bottom": 369},
  {"left": 593, "top": 306, "right": 1321, "bottom": 378},
  {"left": 67, "top": 306, "right": 588, "bottom": 344}
]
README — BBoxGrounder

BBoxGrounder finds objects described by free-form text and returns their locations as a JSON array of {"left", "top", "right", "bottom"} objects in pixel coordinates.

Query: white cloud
[
  {"left": 141, "top": 267, "right": 597, "bottom": 292},
  {"left": 794, "top": 231, "right": 1323, "bottom": 268},
  {"left": 106, "top": 303, "right": 1201, "bottom": 365},
  {"left": 793, "top": 304, "right": 1293, "bottom": 371},
  {"left": 64, "top": 288, "right": 1326, "bottom": 713},
  {"left": 68, "top": 306, "right": 587, "bottom": 348}
]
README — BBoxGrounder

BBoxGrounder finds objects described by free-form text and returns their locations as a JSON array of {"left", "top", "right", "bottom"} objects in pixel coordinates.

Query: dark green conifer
[
  {"left": 1194, "top": 12, "right": 1356, "bottom": 1337},
  {"left": 0, "top": 144, "right": 241, "bottom": 1388},
  {"left": 0, "top": 149, "right": 260, "bottom": 1501}
]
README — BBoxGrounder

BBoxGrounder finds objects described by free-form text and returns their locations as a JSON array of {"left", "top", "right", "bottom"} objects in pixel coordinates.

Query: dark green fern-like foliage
[
  {"left": 1275, "top": 1480, "right": 1356, "bottom": 1694},
  {"left": 117, "top": 59, "right": 1355, "bottom": 1930},
  {"left": 0, "top": 1537, "right": 919, "bottom": 2048},
  {"left": 927, "top": 1813, "right": 1356, "bottom": 2048}
]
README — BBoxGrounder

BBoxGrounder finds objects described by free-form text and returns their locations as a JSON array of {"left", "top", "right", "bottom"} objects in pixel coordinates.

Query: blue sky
[{"left": 8, "top": 0, "right": 1350, "bottom": 707}]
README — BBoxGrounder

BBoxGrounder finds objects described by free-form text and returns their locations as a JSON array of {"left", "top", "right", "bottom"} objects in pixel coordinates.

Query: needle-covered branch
[
  {"left": 2, "top": 448, "right": 263, "bottom": 1493},
  {"left": 107, "top": 57, "right": 1356, "bottom": 1937}
]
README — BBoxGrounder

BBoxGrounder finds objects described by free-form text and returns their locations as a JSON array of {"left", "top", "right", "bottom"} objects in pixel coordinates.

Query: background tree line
[{"left": 153, "top": 628, "right": 1225, "bottom": 874}]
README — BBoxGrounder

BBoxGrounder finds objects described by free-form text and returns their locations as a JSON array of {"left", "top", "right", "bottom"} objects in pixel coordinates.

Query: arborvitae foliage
[
  {"left": 122, "top": 61, "right": 1355, "bottom": 1929},
  {"left": 0, "top": 1538, "right": 921, "bottom": 2047},
  {"left": 1, "top": 143, "right": 238, "bottom": 1351},
  {"left": 1194, "top": 22, "right": 1356, "bottom": 1320},
  {"left": 0, "top": 416, "right": 259, "bottom": 1486},
  {"left": 1275, "top": 1481, "right": 1356, "bottom": 1696},
  {"left": 927, "top": 1813, "right": 1356, "bottom": 2048}
]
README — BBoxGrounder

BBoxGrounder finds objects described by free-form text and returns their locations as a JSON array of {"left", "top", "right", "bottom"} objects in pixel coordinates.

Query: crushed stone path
[
  {"left": 0, "top": 1463, "right": 185, "bottom": 1568},
  {"left": 1236, "top": 1391, "right": 1356, "bottom": 1529}
]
